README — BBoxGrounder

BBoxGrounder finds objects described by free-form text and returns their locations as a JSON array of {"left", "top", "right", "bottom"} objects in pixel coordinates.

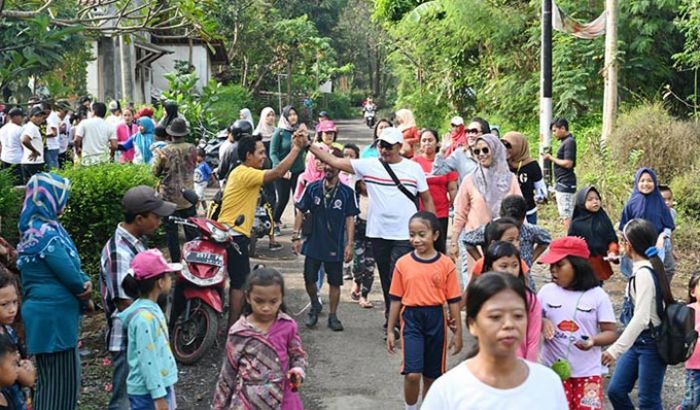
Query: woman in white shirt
[
  {"left": 603, "top": 218, "right": 672, "bottom": 409},
  {"left": 422, "top": 272, "right": 567, "bottom": 409}
]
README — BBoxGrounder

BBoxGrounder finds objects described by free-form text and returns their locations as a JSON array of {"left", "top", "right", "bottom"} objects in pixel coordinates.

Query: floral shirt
[
  {"left": 460, "top": 222, "right": 552, "bottom": 267},
  {"left": 152, "top": 141, "right": 197, "bottom": 210},
  {"left": 212, "top": 312, "right": 307, "bottom": 410}
]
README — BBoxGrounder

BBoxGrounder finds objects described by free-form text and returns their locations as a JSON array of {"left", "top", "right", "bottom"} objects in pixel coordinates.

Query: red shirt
[{"left": 413, "top": 156, "right": 458, "bottom": 218}]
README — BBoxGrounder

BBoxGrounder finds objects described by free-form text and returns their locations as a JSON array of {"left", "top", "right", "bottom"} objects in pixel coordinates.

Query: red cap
[
  {"left": 538, "top": 236, "right": 590, "bottom": 264},
  {"left": 128, "top": 249, "right": 182, "bottom": 280}
]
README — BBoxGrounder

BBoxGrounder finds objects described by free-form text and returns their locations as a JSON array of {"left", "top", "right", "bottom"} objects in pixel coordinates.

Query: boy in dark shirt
[{"left": 543, "top": 117, "right": 577, "bottom": 230}]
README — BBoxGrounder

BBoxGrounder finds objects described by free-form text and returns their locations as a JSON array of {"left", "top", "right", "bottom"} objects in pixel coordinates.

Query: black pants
[
  {"left": 273, "top": 171, "right": 300, "bottom": 223},
  {"left": 371, "top": 238, "right": 413, "bottom": 316},
  {"left": 437, "top": 217, "right": 449, "bottom": 254},
  {"left": 1, "top": 161, "right": 22, "bottom": 185},
  {"left": 21, "top": 163, "right": 45, "bottom": 184},
  {"left": 164, "top": 206, "right": 198, "bottom": 263}
]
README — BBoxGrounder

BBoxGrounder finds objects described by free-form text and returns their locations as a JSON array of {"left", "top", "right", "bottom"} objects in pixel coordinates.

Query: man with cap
[
  {"left": 0, "top": 107, "right": 25, "bottom": 184},
  {"left": 152, "top": 117, "right": 198, "bottom": 264},
  {"left": 19, "top": 106, "right": 46, "bottom": 184},
  {"left": 74, "top": 101, "right": 117, "bottom": 166},
  {"left": 99, "top": 185, "right": 176, "bottom": 410},
  {"left": 307, "top": 127, "right": 435, "bottom": 335},
  {"left": 106, "top": 100, "right": 123, "bottom": 128}
]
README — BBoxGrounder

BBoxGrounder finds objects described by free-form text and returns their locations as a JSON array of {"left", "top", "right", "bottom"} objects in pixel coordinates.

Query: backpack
[{"left": 633, "top": 267, "right": 698, "bottom": 365}]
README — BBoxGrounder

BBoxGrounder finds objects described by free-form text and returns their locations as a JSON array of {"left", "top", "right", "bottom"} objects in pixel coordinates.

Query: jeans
[
  {"left": 607, "top": 335, "right": 667, "bottom": 409},
  {"left": 108, "top": 350, "right": 129, "bottom": 410},
  {"left": 164, "top": 206, "right": 198, "bottom": 263},
  {"left": 681, "top": 369, "right": 700, "bottom": 409},
  {"left": 526, "top": 212, "right": 537, "bottom": 225},
  {"left": 128, "top": 386, "right": 176, "bottom": 410},
  {"left": 273, "top": 172, "right": 300, "bottom": 223},
  {"left": 44, "top": 148, "right": 59, "bottom": 170},
  {"left": 371, "top": 238, "right": 413, "bottom": 316}
]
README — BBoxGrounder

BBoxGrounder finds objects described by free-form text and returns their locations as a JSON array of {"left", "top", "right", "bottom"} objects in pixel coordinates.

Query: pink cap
[{"left": 129, "top": 249, "right": 182, "bottom": 280}]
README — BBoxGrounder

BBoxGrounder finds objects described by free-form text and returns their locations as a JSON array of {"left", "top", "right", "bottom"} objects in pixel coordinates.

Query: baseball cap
[
  {"left": 122, "top": 186, "right": 176, "bottom": 216},
  {"left": 538, "top": 237, "right": 591, "bottom": 264},
  {"left": 108, "top": 100, "right": 120, "bottom": 112},
  {"left": 129, "top": 249, "right": 182, "bottom": 280},
  {"left": 451, "top": 116, "right": 464, "bottom": 126},
  {"left": 377, "top": 127, "right": 404, "bottom": 145},
  {"left": 29, "top": 106, "right": 44, "bottom": 118}
]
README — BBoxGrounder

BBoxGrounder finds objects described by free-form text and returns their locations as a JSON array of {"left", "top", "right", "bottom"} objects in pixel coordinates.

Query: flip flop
[
  {"left": 350, "top": 290, "right": 360, "bottom": 301},
  {"left": 359, "top": 299, "right": 373, "bottom": 309}
]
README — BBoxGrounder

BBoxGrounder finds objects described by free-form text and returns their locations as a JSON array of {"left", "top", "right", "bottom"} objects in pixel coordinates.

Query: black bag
[
  {"left": 634, "top": 267, "right": 699, "bottom": 365},
  {"left": 379, "top": 159, "right": 419, "bottom": 209}
]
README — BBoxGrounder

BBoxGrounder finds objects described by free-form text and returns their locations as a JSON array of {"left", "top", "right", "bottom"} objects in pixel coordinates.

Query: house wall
[
  {"left": 86, "top": 41, "right": 100, "bottom": 99},
  {"left": 151, "top": 45, "right": 212, "bottom": 96}
]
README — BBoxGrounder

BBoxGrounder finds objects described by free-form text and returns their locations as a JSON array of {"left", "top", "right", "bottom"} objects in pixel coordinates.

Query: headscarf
[
  {"left": 619, "top": 167, "right": 675, "bottom": 234},
  {"left": 395, "top": 109, "right": 416, "bottom": 132},
  {"left": 473, "top": 134, "right": 513, "bottom": 217},
  {"left": 294, "top": 143, "right": 330, "bottom": 203},
  {"left": 254, "top": 107, "right": 276, "bottom": 138},
  {"left": 133, "top": 117, "right": 155, "bottom": 164},
  {"left": 502, "top": 131, "right": 535, "bottom": 170},
  {"left": 17, "top": 173, "right": 77, "bottom": 257},
  {"left": 162, "top": 101, "right": 179, "bottom": 128},
  {"left": 277, "top": 105, "right": 299, "bottom": 132},
  {"left": 240, "top": 108, "right": 255, "bottom": 130},
  {"left": 569, "top": 186, "right": 617, "bottom": 256},
  {"left": 446, "top": 118, "right": 467, "bottom": 156}
]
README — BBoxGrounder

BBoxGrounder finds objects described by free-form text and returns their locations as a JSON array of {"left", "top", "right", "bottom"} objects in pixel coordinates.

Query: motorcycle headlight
[{"left": 207, "top": 222, "right": 231, "bottom": 242}]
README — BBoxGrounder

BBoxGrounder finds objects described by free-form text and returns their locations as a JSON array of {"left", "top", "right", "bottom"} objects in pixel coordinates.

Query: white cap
[
  {"left": 451, "top": 116, "right": 464, "bottom": 126},
  {"left": 108, "top": 101, "right": 120, "bottom": 111},
  {"left": 377, "top": 127, "right": 404, "bottom": 145}
]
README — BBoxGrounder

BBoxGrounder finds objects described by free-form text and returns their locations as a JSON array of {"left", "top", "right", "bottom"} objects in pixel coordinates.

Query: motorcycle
[
  {"left": 249, "top": 193, "right": 274, "bottom": 258},
  {"left": 197, "top": 128, "right": 229, "bottom": 168},
  {"left": 364, "top": 104, "right": 377, "bottom": 128},
  {"left": 169, "top": 212, "right": 244, "bottom": 365}
]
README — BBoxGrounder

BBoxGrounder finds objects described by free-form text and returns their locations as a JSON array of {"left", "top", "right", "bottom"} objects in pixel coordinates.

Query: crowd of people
[{"left": 0, "top": 97, "right": 693, "bottom": 410}]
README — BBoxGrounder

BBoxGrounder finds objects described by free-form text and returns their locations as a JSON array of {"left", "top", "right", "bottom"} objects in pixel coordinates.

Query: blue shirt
[
  {"left": 194, "top": 161, "right": 212, "bottom": 184},
  {"left": 296, "top": 180, "right": 359, "bottom": 262}
]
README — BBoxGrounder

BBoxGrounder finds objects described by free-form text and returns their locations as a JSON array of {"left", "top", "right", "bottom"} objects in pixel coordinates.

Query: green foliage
[
  {"left": 207, "top": 84, "right": 253, "bottom": 129},
  {"left": 316, "top": 93, "right": 355, "bottom": 119},
  {"left": 161, "top": 70, "right": 223, "bottom": 140},
  {"left": 671, "top": 169, "right": 700, "bottom": 219},
  {"left": 675, "top": 0, "right": 700, "bottom": 69},
  {"left": 0, "top": 170, "right": 23, "bottom": 245},
  {"left": 609, "top": 103, "right": 700, "bottom": 181},
  {"left": 57, "top": 164, "right": 158, "bottom": 281},
  {"left": 373, "top": 0, "right": 423, "bottom": 22}
]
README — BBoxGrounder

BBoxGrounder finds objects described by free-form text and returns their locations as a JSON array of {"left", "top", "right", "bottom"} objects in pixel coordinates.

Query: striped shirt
[
  {"left": 100, "top": 224, "right": 146, "bottom": 352},
  {"left": 351, "top": 158, "right": 428, "bottom": 240}
]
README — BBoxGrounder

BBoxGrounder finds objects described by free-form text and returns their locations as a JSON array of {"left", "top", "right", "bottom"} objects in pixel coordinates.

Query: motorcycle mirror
[
  {"left": 234, "top": 214, "right": 245, "bottom": 226},
  {"left": 181, "top": 189, "right": 200, "bottom": 206}
]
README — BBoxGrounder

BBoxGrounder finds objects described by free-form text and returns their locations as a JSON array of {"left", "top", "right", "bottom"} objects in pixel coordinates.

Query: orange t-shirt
[{"left": 389, "top": 252, "right": 462, "bottom": 306}]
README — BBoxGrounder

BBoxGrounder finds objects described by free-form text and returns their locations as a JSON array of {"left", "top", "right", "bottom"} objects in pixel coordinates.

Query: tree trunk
[
  {"left": 367, "top": 42, "right": 374, "bottom": 96},
  {"left": 601, "top": 0, "right": 618, "bottom": 143}
]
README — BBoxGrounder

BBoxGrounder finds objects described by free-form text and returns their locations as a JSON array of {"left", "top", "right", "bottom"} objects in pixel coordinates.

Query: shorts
[
  {"left": 227, "top": 235, "right": 251, "bottom": 289},
  {"left": 555, "top": 191, "right": 575, "bottom": 219},
  {"left": 400, "top": 306, "right": 446, "bottom": 379},
  {"left": 194, "top": 182, "right": 207, "bottom": 200},
  {"left": 304, "top": 257, "right": 343, "bottom": 287},
  {"left": 128, "top": 386, "right": 176, "bottom": 410},
  {"left": 563, "top": 375, "right": 603, "bottom": 410}
]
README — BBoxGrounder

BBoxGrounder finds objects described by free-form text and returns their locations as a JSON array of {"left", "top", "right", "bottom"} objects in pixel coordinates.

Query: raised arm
[{"left": 308, "top": 143, "right": 353, "bottom": 174}]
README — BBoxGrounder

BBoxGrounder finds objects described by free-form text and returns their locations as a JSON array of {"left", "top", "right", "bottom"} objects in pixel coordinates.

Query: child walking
[
  {"left": 468, "top": 218, "right": 531, "bottom": 287},
  {"left": 604, "top": 219, "right": 674, "bottom": 409},
  {"left": 194, "top": 148, "right": 215, "bottom": 212},
  {"left": 387, "top": 211, "right": 463, "bottom": 410},
  {"left": 212, "top": 268, "right": 307, "bottom": 410},
  {"left": 568, "top": 186, "right": 620, "bottom": 282},
  {"left": 119, "top": 249, "right": 180, "bottom": 410},
  {"left": 351, "top": 179, "right": 375, "bottom": 309},
  {"left": 679, "top": 272, "right": 700, "bottom": 410},
  {"left": 537, "top": 237, "right": 618, "bottom": 410},
  {"left": 480, "top": 241, "right": 542, "bottom": 362}
]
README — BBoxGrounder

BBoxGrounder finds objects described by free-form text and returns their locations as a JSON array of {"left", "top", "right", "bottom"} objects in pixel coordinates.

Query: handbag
[{"left": 379, "top": 159, "right": 419, "bottom": 209}]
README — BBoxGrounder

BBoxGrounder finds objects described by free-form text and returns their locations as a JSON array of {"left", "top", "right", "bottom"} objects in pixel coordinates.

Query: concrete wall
[
  {"left": 86, "top": 41, "right": 100, "bottom": 99},
  {"left": 151, "top": 45, "right": 212, "bottom": 97}
]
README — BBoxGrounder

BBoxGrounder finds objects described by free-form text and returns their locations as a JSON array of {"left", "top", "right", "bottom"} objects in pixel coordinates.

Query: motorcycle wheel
[
  {"left": 171, "top": 300, "right": 219, "bottom": 365},
  {"left": 249, "top": 232, "right": 258, "bottom": 258}
]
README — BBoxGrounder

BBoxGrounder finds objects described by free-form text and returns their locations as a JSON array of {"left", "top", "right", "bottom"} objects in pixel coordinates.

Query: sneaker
[
  {"left": 328, "top": 314, "right": 344, "bottom": 331},
  {"left": 343, "top": 265, "right": 353, "bottom": 281},
  {"left": 269, "top": 242, "right": 283, "bottom": 251},
  {"left": 305, "top": 305, "right": 321, "bottom": 328},
  {"left": 273, "top": 226, "right": 282, "bottom": 236}
]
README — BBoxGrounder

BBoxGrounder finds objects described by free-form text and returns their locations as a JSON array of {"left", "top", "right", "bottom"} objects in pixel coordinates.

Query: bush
[
  {"left": 208, "top": 84, "right": 254, "bottom": 129},
  {"left": 316, "top": 93, "right": 356, "bottom": 119},
  {"left": 609, "top": 103, "right": 700, "bottom": 181},
  {"left": 0, "top": 170, "right": 23, "bottom": 245},
  {"left": 57, "top": 164, "right": 158, "bottom": 282},
  {"left": 671, "top": 169, "right": 700, "bottom": 220}
]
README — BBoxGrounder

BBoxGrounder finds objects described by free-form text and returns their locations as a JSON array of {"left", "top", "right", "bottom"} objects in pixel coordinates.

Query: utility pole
[
  {"left": 601, "top": 0, "right": 618, "bottom": 143},
  {"left": 540, "top": 0, "right": 553, "bottom": 185}
]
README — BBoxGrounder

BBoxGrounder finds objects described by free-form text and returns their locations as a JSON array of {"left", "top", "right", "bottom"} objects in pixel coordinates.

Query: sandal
[
  {"left": 359, "top": 298, "right": 373, "bottom": 309},
  {"left": 350, "top": 290, "right": 360, "bottom": 301}
]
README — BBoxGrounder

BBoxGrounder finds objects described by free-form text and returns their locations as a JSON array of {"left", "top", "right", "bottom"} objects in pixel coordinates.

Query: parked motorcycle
[
  {"left": 169, "top": 213, "right": 244, "bottom": 365},
  {"left": 249, "top": 193, "right": 274, "bottom": 258},
  {"left": 197, "top": 128, "right": 228, "bottom": 168}
]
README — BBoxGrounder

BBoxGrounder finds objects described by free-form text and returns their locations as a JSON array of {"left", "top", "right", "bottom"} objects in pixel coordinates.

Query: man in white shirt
[
  {"left": 20, "top": 106, "right": 46, "bottom": 183},
  {"left": 44, "top": 102, "right": 61, "bottom": 170},
  {"left": 55, "top": 100, "right": 72, "bottom": 168},
  {"left": 105, "top": 100, "right": 122, "bottom": 128},
  {"left": 75, "top": 102, "right": 117, "bottom": 166},
  {"left": 307, "top": 127, "right": 436, "bottom": 332},
  {"left": 0, "top": 107, "right": 25, "bottom": 184}
]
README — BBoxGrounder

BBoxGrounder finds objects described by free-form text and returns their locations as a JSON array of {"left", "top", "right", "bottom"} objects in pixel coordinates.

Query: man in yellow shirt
[{"left": 219, "top": 131, "right": 307, "bottom": 326}]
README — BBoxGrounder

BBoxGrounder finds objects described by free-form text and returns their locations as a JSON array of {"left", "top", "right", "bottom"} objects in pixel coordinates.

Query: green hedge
[
  {"left": 0, "top": 170, "right": 23, "bottom": 245},
  {"left": 208, "top": 84, "right": 253, "bottom": 129},
  {"left": 58, "top": 163, "right": 159, "bottom": 281}
]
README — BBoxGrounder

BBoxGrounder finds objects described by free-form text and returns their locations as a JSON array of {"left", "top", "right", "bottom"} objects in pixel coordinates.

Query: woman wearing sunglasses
[
  {"left": 451, "top": 134, "right": 522, "bottom": 288},
  {"left": 502, "top": 132, "right": 546, "bottom": 225},
  {"left": 432, "top": 117, "right": 489, "bottom": 184}
]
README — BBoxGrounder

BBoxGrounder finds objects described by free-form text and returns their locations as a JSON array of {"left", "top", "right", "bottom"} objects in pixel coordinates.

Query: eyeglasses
[
  {"left": 379, "top": 140, "right": 395, "bottom": 150},
  {"left": 467, "top": 128, "right": 481, "bottom": 134},
  {"left": 473, "top": 147, "right": 490, "bottom": 156},
  {"left": 502, "top": 140, "right": 512, "bottom": 149}
]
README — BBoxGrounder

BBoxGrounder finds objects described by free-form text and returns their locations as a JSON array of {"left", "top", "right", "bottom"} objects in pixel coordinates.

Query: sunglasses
[
  {"left": 467, "top": 128, "right": 481, "bottom": 134},
  {"left": 502, "top": 140, "right": 512, "bottom": 149},
  {"left": 473, "top": 147, "right": 490, "bottom": 156},
  {"left": 378, "top": 140, "right": 395, "bottom": 150}
]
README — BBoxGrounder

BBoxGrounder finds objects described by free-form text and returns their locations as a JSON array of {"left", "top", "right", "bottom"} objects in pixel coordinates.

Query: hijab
[
  {"left": 446, "top": 120, "right": 467, "bottom": 156},
  {"left": 569, "top": 186, "right": 617, "bottom": 255},
  {"left": 240, "top": 108, "right": 255, "bottom": 130},
  {"left": 254, "top": 107, "right": 276, "bottom": 137},
  {"left": 294, "top": 143, "right": 330, "bottom": 203},
  {"left": 502, "top": 131, "right": 535, "bottom": 170},
  {"left": 277, "top": 105, "right": 299, "bottom": 132},
  {"left": 619, "top": 167, "right": 675, "bottom": 234},
  {"left": 134, "top": 117, "right": 156, "bottom": 164},
  {"left": 395, "top": 109, "right": 416, "bottom": 132},
  {"left": 162, "top": 101, "right": 178, "bottom": 128},
  {"left": 17, "top": 173, "right": 77, "bottom": 257},
  {"left": 473, "top": 134, "right": 514, "bottom": 217}
]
